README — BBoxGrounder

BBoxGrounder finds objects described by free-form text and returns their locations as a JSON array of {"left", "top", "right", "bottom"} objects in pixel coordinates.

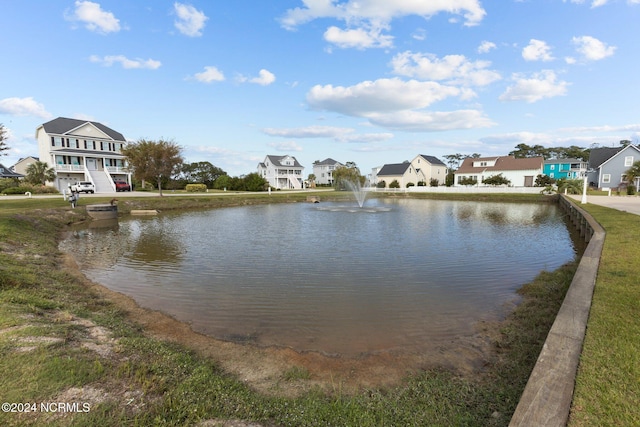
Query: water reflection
[{"left": 60, "top": 199, "right": 579, "bottom": 356}]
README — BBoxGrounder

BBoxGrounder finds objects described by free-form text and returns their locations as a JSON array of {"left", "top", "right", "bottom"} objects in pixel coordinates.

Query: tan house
[
  {"left": 10, "top": 156, "right": 39, "bottom": 176},
  {"left": 36, "top": 117, "right": 131, "bottom": 193},
  {"left": 454, "top": 156, "right": 543, "bottom": 187},
  {"left": 375, "top": 154, "right": 447, "bottom": 187},
  {"left": 411, "top": 154, "right": 447, "bottom": 186}
]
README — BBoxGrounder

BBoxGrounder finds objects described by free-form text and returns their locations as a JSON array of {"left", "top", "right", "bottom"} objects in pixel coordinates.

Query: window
[
  {"left": 625, "top": 156, "right": 634, "bottom": 167},
  {"left": 550, "top": 165, "right": 555, "bottom": 170},
  {"left": 550, "top": 173, "right": 554, "bottom": 178},
  {"left": 602, "top": 174, "right": 611, "bottom": 184}
]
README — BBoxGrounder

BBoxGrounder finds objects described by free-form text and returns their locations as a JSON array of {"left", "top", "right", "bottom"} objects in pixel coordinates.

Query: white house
[
  {"left": 454, "top": 156, "right": 543, "bottom": 187},
  {"left": 257, "top": 155, "right": 305, "bottom": 189},
  {"left": 35, "top": 117, "right": 131, "bottom": 193},
  {"left": 312, "top": 158, "right": 343, "bottom": 186}
]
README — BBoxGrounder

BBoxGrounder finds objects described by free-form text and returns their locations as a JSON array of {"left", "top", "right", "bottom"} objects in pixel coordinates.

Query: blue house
[{"left": 542, "top": 158, "right": 587, "bottom": 180}]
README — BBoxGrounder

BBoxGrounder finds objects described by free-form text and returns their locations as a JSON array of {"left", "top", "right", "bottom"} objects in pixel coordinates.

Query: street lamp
[{"left": 581, "top": 169, "right": 594, "bottom": 204}]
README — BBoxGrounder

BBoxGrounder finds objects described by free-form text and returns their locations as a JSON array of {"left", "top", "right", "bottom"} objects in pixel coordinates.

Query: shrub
[
  {"left": 430, "top": 178, "right": 439, "bottom": 187},
  {"left": 482, "top": 173, "right": 511, "bottom": 186},
  {"left": 389, "top": 180, "right": 400, "bottom": 188},
  {"left": 458, "top": 177, "right": 477, "bottom": 186},
  {"left": 376, "top": 180, "right": 386, "bottom": 188},
  {"left": 417, "top": 181, "right": 426, "bottom": 187},
  {"left": 2, "top": 186, "right": 32, "bottom": 195},
  {"left": 406, "top": 182, "right": 415, "bottom": 188},
  {"left": 185, "top": 183, "right": 207, "bottom": 192}
]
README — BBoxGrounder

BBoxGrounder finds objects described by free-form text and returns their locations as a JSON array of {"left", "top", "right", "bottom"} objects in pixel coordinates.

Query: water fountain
[{"left": 344, "top": 179, "right": 367, "bottom": 208}]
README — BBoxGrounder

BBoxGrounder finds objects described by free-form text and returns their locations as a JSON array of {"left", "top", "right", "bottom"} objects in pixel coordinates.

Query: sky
[{"left": 1, "top": 0, "right": 640, "bottom": 177}]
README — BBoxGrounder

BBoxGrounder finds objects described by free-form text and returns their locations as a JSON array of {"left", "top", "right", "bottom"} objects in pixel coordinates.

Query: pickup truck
[{"left": 70, "top": 181, "right": 95, "bottom": 193}]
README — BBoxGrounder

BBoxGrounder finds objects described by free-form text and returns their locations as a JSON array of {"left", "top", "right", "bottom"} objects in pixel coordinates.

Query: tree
[
  {"left": 0, "top": 123, "right": 8, "bottom": 156},
  {"left": 535, "top": 174, "right": 555, "bottom": 187},
  {"left": 179, "top": 161, "right": 225, "bottom": 188},
  {"left": 121, "top": 139, "right": 183, "bottom": 196},
  {"left": 25, "top": 161, "right": 56, "bottom": 185},
  {"left": 557, "top": 178, "right": 583, "bottom": 195},
  {"left": 307, "top": 173, "right": 316, "bottom": 188},
  {"left": 482, "top": 173, "right": 511, "bottom": 186},
  {"left": 332, "top": 163, "right": 364, "bottom": 190},
  {"left": 242, "top": 173, "right": 269, "bottom": 191}
]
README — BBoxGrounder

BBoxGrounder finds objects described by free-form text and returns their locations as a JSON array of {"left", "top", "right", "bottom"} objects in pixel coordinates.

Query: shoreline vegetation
[{"left": 0, "top": 191, "right": 626, "bottom": 426}]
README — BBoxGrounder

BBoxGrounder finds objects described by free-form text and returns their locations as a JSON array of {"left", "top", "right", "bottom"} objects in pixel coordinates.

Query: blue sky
[{"left": 1, "top": 1, "right": 639, "bottom": 176}]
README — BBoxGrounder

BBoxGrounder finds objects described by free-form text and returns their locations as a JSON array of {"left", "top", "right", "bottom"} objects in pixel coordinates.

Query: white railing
[
  {"left": 105, "top": 166, "right": 127, "bottom": 173},
  {"left": 55, "top": 164, "right": 84, "bottom": 172},
  {"left": 368, "top": 186, "right": 543, "bottom": 194}
]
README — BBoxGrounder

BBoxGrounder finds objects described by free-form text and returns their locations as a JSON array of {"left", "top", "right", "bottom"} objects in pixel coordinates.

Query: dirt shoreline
[{"left": 63, "top": 252, "right": 503, "bottom": 396}]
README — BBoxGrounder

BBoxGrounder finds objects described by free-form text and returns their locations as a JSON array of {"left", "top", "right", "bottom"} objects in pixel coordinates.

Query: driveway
[{"left": 570, "top": 195, "right": 640, "bottom": 216}]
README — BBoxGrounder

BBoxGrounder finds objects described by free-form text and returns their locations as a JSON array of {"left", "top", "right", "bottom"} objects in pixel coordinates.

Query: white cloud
[
  {"left": 174, "top": 2, "right": 208, "bottom": 37},
  {"left": 192, "top": 66, "right": 225, "bottom": 83},
  {"left": 307, "top": 78, "right": 465, "bottom": 116},
  {"left": 268, "top": 141, "right": 303, "bottom": 152},
  {"left": 262, "top": 125, "right": 393, "bottom": 143},
  {"left": 522, "top": 39, "right": 554, "bottom": 62},
  {"left": 477, "top": 41, "right": 496, "bottom": 54},
  {"left": 89, "top": 55, "right": 161, "bottom": 69},
  {"left": 67, "top": 1, "right": 121, "bottom": 34},
  {"left": 280, "top": 0, "right": 486, "bottom": 30},
  {"left": 324, "top": 25, "right": 393, "bottom": 49},
  {"left": 239, "top": 69, "right": 276, "bottom": 86},
  {"left": 565, "top": 0, "right": 612, "bottom": 6},
  {"left": 0, "top": 97, "right": 52, "bottom": 119},
  {"left": 263, "top": 125, "right": 354, "bottom": 138},
  {"left": 391, "top": 51, "right": 501, "bottom": 86},
  {"left": 572, "top": 35, "right": 616, "bottom": 61},
  {"left": 366, "top": 109, "right": 495, "bottom": 132},
  {"left": 280, "top": 0, "right": 485, "bottom": 50},
  {"left": 500, "top": 70, "right": 569, "bottom": 103}
]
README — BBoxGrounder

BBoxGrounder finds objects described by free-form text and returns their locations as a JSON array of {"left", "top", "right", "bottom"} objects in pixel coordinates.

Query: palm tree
[
  {"left": 624, "top": 161, "right": 640, "bottom": 192},
  {"left": 25, "top": 161, "right": 56, "bottom": 186}
]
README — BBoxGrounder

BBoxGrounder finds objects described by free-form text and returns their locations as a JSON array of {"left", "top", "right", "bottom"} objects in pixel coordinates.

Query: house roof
[
  {"left": 544, "top": 158, "right": 584, "bottom": 164},
  {"left": 597, "top": 144, "right": 640, "bottom": 169},
  {"left": 456, "top": 156, "right": 543, "bottom": 174},
  {"left": 265, "top": 155, "right": 303, "bottom": 168},
  {"left": 377, "top": 162, "right": 411, "bottom": 176},
  {"left": 417, "top": 154, "right": 446, "bottom": 166},
  {"left": 0, "top": 163, "right": 24, "bottom": 178},
  {"left": 588, "top": 147, "right": 621, "bottom": 169},
  {"left": 314, "top": 158, "right": 342, "bottom": 166},
  {"left": 41, "top": 117, "right": 126, "bottom": 142}
]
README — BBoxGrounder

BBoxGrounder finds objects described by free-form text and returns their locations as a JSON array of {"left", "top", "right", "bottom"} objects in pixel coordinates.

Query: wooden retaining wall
[{"left": 509, "top": 195, "right": 604, "bottom": 426}]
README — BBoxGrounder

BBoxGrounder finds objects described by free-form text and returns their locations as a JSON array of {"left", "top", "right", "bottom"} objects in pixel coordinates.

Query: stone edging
[{"left": 509, "top": 195, "right": 605, "bottom": 427}]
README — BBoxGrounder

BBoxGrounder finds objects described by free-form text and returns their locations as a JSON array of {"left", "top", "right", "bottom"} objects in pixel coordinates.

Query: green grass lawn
[
  {"left": 569, "top": 204, "right": 640, "bottom": 426},
  {"left": 0, "top": 193, "right": 607, "bottom": 426}
]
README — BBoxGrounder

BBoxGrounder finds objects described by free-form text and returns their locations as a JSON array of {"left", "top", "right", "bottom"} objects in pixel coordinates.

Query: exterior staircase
[{"left": 88, "top": 170, "right": 114, "bottom": 193}]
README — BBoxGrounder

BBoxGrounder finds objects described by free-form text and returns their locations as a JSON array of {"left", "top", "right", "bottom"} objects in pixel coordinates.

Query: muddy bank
[{"left": 63, "top": 253, "right": 502, "bottom": 396}]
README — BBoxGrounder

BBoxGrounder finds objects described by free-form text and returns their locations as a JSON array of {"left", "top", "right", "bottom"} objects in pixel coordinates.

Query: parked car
[
  {"left": 70, "top": 181, "right": 95, "bottom": 193},
  {"left": 114, "top": 180, "right": 131, "bottom": 192}
]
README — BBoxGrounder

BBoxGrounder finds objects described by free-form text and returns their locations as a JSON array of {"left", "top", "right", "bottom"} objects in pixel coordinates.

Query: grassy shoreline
[{"left": 1, "top": 193, "right": 582, "bottom": 426}]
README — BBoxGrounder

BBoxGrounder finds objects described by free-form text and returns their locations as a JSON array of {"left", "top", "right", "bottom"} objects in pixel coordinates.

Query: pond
[{"left": 60, "top": 198, "right": 579, "bottom": 357}]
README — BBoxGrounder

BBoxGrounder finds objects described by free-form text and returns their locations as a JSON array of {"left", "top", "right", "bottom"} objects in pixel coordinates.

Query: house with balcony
[
  {"left": 543, "top": 158, "right": 588, "bottom": 180},
  {"left": 454, "top": 156, "right": 543, "bottom": 187},
  {"left": 587, "top": 144, "right": 640, "bottom": 190},
  {"left": 312, "top": 158, "right": 343, "bottom": 186},
  {"left": 257, "top": 155, "right": 304, "bottom": 189},
  {"left": 36, "top": 117, "right": 131, "bottom": 193}
]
